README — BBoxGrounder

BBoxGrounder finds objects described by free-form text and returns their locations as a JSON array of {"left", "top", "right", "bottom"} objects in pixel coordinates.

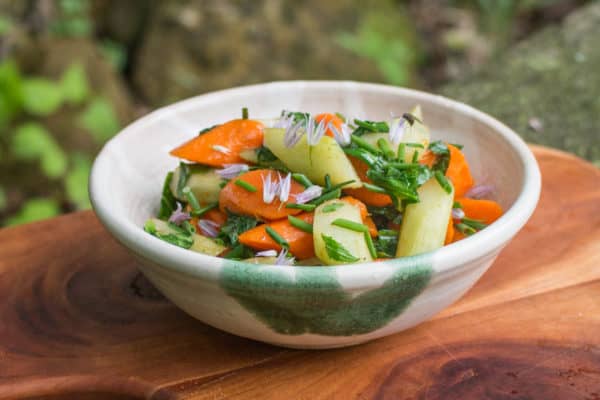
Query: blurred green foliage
[{"left": 0, "top": 58, "right": 120, "bottom": 226}]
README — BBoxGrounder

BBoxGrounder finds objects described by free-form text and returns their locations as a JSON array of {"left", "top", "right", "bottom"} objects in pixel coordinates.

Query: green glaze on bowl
[{"left": 220, "top": 258, "right": 432, "bottom": 336}]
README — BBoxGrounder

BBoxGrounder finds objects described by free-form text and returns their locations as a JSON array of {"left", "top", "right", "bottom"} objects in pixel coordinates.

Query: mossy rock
[{"left": 441, "top": 2, "right": 600, "bottom": 165}]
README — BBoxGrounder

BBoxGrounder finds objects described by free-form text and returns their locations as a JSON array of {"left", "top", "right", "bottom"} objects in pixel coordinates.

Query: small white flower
[
  {"left": 274, "top": 113, "right": 295, "bottom": 129},
  {"left": 388, "top": 117, "right": 406, "bottom": 145},
  {"left": 216, "top": 163, "right": 249, "bottom": 179},
  {"left": 256, "top": 249, "right": 278, "bottom": 257},
  {"left": 212, "top": 145, "right": 231, "bottom": 154},
  {"left": 198, "top": 219, "right": 220, "bottom": 238},
  {"left": 305, "top": 116, "right": 327, "bottom": 146},
  {"left": 275, "top": 248, "right": 295, "bottom": 266},
  {"left": 262, "top": 173, "right": 280, "bottom": 204},
  {"left": 294, "top": 185, "right": 323, "bottom": 204},
  {"left": 283, "top": 120, "right": 305, "bottom": 148},
  {"left": 278, "top": 173, "right": 292, "bottom": 202},
  {"left": 451, "top": 208, "right": 465, "bottom": 220},
  {"left": 328, "top": 121, "right": 352, "bottom": 146}
]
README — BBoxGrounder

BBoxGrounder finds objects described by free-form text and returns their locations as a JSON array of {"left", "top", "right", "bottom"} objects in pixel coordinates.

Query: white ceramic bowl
[{"left": 90, "top": 81, "right": 541, "bottom": 349}]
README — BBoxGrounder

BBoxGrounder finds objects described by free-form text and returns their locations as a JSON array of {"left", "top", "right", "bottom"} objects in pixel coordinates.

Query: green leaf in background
[
  {"left": 22, "top": 78, "right": 63, "bottom": 116},
  {"left": 0, "top": 59, "right": 23, "bottom": 127},
  {"left": 0, "top": 15, "right": 13, "bottom": 36},
  {"left": 78, "top": 97, "right": 120, "bottom": 143},
  {"left": 12, "top": 123, "right": 68, "bottom": 178},
  {"left": 5, "top": 198, "right": 60, "bottom": 226},
  {"left": 64, "top": 153, "right": 92, "bottom": 209},
  {"left": 100, "top": 39, "right": 128, "bottom": 71},
  {"left": 61, "top": 63, "right": 90, "bottom": 105}
]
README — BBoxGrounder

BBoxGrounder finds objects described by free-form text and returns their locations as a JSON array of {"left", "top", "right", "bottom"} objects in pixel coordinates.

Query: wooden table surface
[{"left": 1, "top": 146, "right": 599, "bottom": 400}]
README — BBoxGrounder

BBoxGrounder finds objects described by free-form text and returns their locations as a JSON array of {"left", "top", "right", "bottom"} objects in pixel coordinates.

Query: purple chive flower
[
  {"left": 278, "top": 173, "right": 292, "bottom": 202},
  {"left": 262, "top": 173, "right": 280, "bottom": 204},
  {"left": 452, "top": 208, "right": 465, "bottom": 220},
  {"left": 256, "top": 249, "right": 278, "bottom": 257},
  {"left": 198, "top": 219, "right": 220, "bottom": 238},
  {"left": 283, "top": 120, "right": 305, "bottom": 148},
  {"left": 275, "top": 249, "right": 295, "bottom": 266},
  {"left": 168, "top": 203, "right": 191, "bottom": 225},
  {"left": 216, "top": 163, "right": 249, "bottom": 179},
  {"left": 274, "top": 112, "right": 294, "bottom": 129},
  {"left": 466, "top": 184, "right": 495, "bottom": 199},
  {"left": 388, "top": 117, "right": 406, "bottom": 145},
  {"left": 329, "top": 122, "right": 352, "bottom": 146},
  {"left": 294, "top": 185, "right": 323, "bottom": 204},
  {"left": 305, "top": 116, "right": 327, "bottom": 146}
]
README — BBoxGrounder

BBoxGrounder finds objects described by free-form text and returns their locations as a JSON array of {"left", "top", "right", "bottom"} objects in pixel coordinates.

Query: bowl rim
[{"left": 90, "top": 80, "right": 541, "bottom": 283}]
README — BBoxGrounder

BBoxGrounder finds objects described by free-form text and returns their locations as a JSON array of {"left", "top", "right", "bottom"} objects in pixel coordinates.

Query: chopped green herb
[
  {"left": 405, "top": 143, "right": 425, "bottom": 149},
  {"left": 144, "top": 219, "right": 194, "bottom": 249},
  {"left": 352, "top": 119, "right": 389, "bottom": 136},
  {"left": 158, "top": 172, "right": 177, "bottom": 220},
  {"left": 351, "top": 134, "right": 381, "bottom": 155},
  {"left": 364, "top": 231, "right": 377, "bottom": 259},
  {"left": 331, "top": 218, "right": 369, "bottom": 233},
  {"left": 377, "top": 138, "right": 395, "bottom": 159},
  {"left": 324, "top": 174, "right": 332, "bottom": 189},
  {"left": 266, "top": 226, "right": 290, "bottom": 249},
  {"left": 309, "top": 188, "right": 342, "bottom": 206},
  {"left": 363, "top": 183, "right": 387, "bottom": 194},
  {"left": 256, "top": 146, "right": 278, "bottom": 163},
  {"left": 453, "top": 201, "right": 462, "bottom": 209},
  {"left": 451, "top": 143, "right": 464, "bottom": 150},
  {"left": 368, "top": 205, "right": 403, "bottom": 230},
  {"left": 242, "top": 107, "right": 249, "bottom": 119},
  {"left": 411, "top": 150, "right": 419, "bottom": 163},
  {"left": 455, "top": 222, "right": 476, "bottom": 236},
  {"left": 192, "top": 202, "right": 218, "bottom": 217},
  {"left": 321, "top": 234, "right": 359, "bottom": 262},
  {"left": 322, "top": 202, "right": 344, "bottom": 213},
  {"left": 182, "top": 186, "right": 201, "bottom": 214},
  {"left": 198, "top": 124, "right": 219, "bottom": 135},
  {"left": 428, "top": 140, "right": 451, "bottom": 174},
  {"left": 434, "top": 171, "right": 453, "bottom": 194},
  {"left": 292, "top": 173, "right": 312, "bottom": 188},
  {"left": 397, "top": 143, "right": 406, "bottom": 162},
  {"left": 218, "top": 212, "right": 259, "bottom": 246},
  {"left": 234, "top": 179, "right": 257, "bottom": 192},
  {"left": 286, "top": 203, "right": 317, "bottom": 212},
  {"left": 288, "top": 215, "right": 313, "bottom": 233},
  {"left": 462, "top": 217, "right": 488, "bottom": 231},
  {"left": 224, "top": 243, "right": 255, "bottom": 259},
  {"left": 374, "top": 229, "right": 399, "bottom": 258}
]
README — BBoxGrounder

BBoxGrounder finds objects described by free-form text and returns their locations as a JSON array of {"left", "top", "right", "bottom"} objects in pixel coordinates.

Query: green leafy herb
[
  {"left": 368, "top": 205, "right": 403, "bottom": 230},
  {"left": 282, "top": 110, "right": 310, "bottom": 125},
  {"left": 462, "top": 217, "right": 488, "bottom": 231},
  {"left": 288, "top": 215, "right": 313, "bottom": 233},
  {"left": 411, "top": 150, "right": 419, "bottom": 163},
  {"left": 363, "top": 183, "right": 387, "bottom": 194},
  {"left": 351, "top": 134, "right": 381, "bottom": 155},
  {"left": 144, "top": 219, "right": 194, "bottom": 249},
  {"left": 321, "top": 234, "right": 359, "bottom": 262},
  {"left": 377, "top": 138, "right": 395, "bottom": 159},
  {"left": 455, "top": 222, "right": 476, "bottom": 236},
  {"left": 324, "top": 174, "right": 332, "bottom": 189},
  {"left": 234, "top": 179, "right": 257, "bottom": 192},
  {"left": 219, "top": 212, "right": 259, "bottom": 246},
  {"left": 242, "top": 107, "right": 249, "bottom": 119},
  {"left": 176, "top": 162, "right": 190, "bottom": 198},
  {"left": 405, "top": 143, "right": 424, "bottom": 149},
  {"left": 309, "top": 188, "right": 342, "bottom": 206},
  {"left": 193, "top": 202, "right": 218, "bottom": 217},
  {"left": 453, "top": 201, "right": 462, "bottom": 209},
  {"left": 60, "top": 63, "right": 89, "bottom": 105},
  {"left": 397, "top": 143, "right": 406, "bottom": 162},
  {"left": 351, "top": 119, "right": 389, "bottom": 136},
  {"left": 78, "top": 97, "right": 120, "bottom": 143},
  {"left": 158, "top": 172, "right": 177, "bottom": 219},
  {"left": 266, "top": 226, "right": 290, "bottom": 249},
  {"left": 331, "top": 218, "right": 368, "bottom": 233},
  {"left": 374, "top": 229, "right": 399, "bottom": 258},
  {"left": 428, "top": 140, "right": 451, "bottom": 174},
  {"left": 182, "top": 186, "right": 202, "bottom": 214},
  {"left": 223, "top": 243, "right": 255, "bottom": 259},
  {"left": 322, "top": 202, "right": 344, "bottom": 213},
  {"left": 22, "top": 78, "right": 63, "bottom": 116},
  {"left": 257, "top": 146, "right": 279, "bottom": 163}
]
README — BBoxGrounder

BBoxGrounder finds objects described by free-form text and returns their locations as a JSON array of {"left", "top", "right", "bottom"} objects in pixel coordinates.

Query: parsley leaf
[
  {"left": 321, "top": 234, "right": 359, "bottom": 262},
  {"left": 374, "top": 229, "right": 399, "bottom": 258},
  {"left": 158, "top": 172, "right": 177, "bottom": 220},
  {"left": 367, "top": 205, "right": 403, "bottom": 230},
  {"left": 144, "top": 219, "right": 195, "bottom": 249},
  {"left": 256, "top": 146, "right": 278, "bottom": 163},
  {"left": 218, "top": 212, "right": 259, "bottom": 246},
  {"left": 428, "top": 140, "right": 451, "bottom": 174}
]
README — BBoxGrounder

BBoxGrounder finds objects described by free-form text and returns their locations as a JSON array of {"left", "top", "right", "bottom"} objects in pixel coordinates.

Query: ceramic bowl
[{"left": 90, "top": 81, "right": 541, "bottom": 349}]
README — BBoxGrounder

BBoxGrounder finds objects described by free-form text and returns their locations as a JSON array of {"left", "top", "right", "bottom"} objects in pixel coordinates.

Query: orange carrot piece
[
  {"left": 419, "top": 149, "right": 437, "bottom": 168},
  {"left": 170, "top": 119, "right": 264, "bottom": 167},
  {"left": 204, "top": 209, "right": 227, "bottom": 226},
  {"left": 446, "top": 144, "right": 474, "bottom": 198},
  {"left": 365, "top": 216, "right": 378, "bottom": 238},
  {"left": 455, "top": 197, "right": 503, "bottom": 225},
  {"left": 219, "top": 169, "right": 304, "bottom": 221},
  {"left": 444, "top": 215, "right": 454, "bottom": 245},
  {"left": 343, "top": 156, "right": 393, "bottom": 207},
  {"left": 315, "top": 113, "right": 343, "bottom": 138},
  {"left": 238, "top": 213, "right": 315, "bottom": 260}
]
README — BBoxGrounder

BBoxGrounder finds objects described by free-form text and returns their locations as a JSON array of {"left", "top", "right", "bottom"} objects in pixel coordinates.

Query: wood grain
[{"left": 0, "top": 146, "right": 599, "bottom": 399}]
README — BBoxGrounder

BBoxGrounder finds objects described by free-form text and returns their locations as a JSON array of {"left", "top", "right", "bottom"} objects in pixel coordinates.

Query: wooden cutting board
[{"left": 1, "top": 146, "right": 599, "bottom": 400}]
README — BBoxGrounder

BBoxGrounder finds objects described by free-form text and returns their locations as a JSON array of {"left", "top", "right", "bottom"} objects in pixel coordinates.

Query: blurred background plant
[{"left": 0, "top": 0, "right": 588, "bottom": 226}]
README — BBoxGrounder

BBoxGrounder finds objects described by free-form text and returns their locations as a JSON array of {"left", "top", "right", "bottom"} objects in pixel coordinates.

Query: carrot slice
[
  {"left": 446, "top": 144, "right": 474, "bottom": 198},
  {"left": 170, "top": 119, "right": 264, "bottom": 167},
  {"left": 238, "top": 213, "right": 315, "bottom": 260},
  {"left": 315, "top": 113, "right": 343, "bottom": 138},
  {"left": 419, "top": 149, "right": 436, "bottom": 168},
  {"left": 343, "top": 156, "right": 393, "bottom": 207},
  {"left": 203, "top": 209, "right": 227, "bottom": 226},
  {"left": 219, "top": 169, "right": 304, "bottom": 220},
  {"left": 455, "top": 197, "right": 503, "bottom": 225}
]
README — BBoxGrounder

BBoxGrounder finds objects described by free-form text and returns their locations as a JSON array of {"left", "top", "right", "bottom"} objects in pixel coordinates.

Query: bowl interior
[{"left": 95, "top": 82, "right": 524, "bottom": 229}]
